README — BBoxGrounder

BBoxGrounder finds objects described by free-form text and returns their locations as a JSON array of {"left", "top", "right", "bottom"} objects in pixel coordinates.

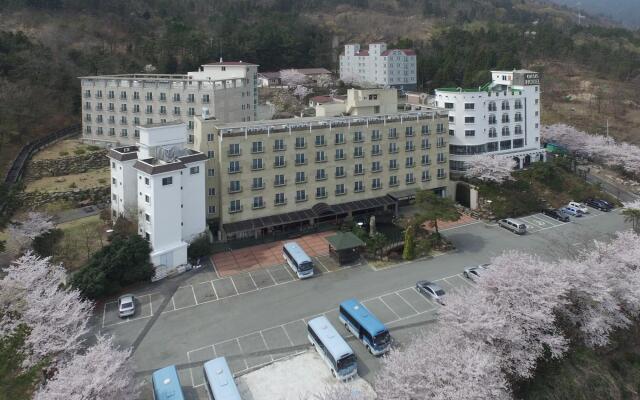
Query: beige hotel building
[{"left": 194, "top": 107, "right": 450, "bottom": 241}]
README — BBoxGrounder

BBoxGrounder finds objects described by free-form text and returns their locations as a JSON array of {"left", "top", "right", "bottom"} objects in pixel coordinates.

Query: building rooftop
[
  {"left": 139, "top": 120, "right": 185, "bottom": 129},
  {"left": 295, "top": 68, "right": 331, "bottom": 75},
  {"left": 203, "top": 61, "right": 258, "bottom": 66}
]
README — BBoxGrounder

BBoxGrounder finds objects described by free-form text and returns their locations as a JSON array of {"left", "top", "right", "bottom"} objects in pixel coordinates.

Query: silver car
[
  {"left": 118, "top": 294, "right": 136, "bottom": 318},
  {"left": 416, "top": 281, "right": 446, "bottom": 304},
  {"left": 463, "top": 264, "right": 490, "bottom": 282}
]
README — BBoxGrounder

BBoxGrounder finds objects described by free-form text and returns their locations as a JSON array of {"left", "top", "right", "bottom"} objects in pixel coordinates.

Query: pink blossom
[{"left": 464, "top": 154, "right": 517, "bottom": 183}]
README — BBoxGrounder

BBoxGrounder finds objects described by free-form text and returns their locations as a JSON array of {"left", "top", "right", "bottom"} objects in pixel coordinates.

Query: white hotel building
[
  {"left": 339, "top": 43, "right": 417, "bottom": 90},
  {"left": 80, "top": 61, "right": 258, "bottom": 147},
  {"left": 108, "top": 122, "right": 207, "bottom": 269},
  {"left": 435, "top": 69, "right": 546, "bottom": 175}
]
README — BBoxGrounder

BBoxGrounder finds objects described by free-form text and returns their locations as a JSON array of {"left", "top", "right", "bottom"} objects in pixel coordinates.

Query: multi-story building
[
  {"left": 108, "top": 121, "right": 207, "bottom": 269},
  {"left": 339, "top": 43, "right": 417, "bottom": 90},
  {"left": 80, "top": 61, "right": 258, "bottom": 147},
  {"left": 193, "top": 110, "right": 450, "bottom": 241},
  {"left": 435, "top": 69, "right": 546, "bottom": 175},
  {"left": 313, "top": 88, "right": 398, "bottom": 117}
]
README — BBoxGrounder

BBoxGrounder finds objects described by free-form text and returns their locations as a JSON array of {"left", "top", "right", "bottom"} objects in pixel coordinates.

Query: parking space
[
  {"left": 183, "top": 271, "right": 474, "bottom": 392},
  {"left": 497, "top": 207, "right": 606, "bottom": 236},
  {"left": 102, "top": 293, "right": 158, "bottom": 328}
]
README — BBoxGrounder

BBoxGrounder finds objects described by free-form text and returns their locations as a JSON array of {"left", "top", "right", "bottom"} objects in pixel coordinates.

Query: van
[
  {"left": 498, "top": 218, "right": 527, "bottom": 235},
  {"left": 561, "top": 206, "right": 583, "bottom": 217}
]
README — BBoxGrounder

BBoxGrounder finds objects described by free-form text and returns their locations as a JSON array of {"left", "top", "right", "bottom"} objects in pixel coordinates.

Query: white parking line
[
  {"left": 259, "top": 331, "right": 274, "bottom": 362},
  {"left": 247, "top": 271, "right": 259, "bottom": 290},
  {"left": 378, "top": 295, "right": 402, "bottom": 320},
  {"left": 265, "top": 267, "right": 277, "bottom": 286},
  {"left": 191, "top": 285, "right": 199, "bottom": 306},
  {"left": 315, "top": 257, "right": 330, "bottom": 273},
  {"left": 229, "top": 276, "right": 240, "bottom": 296},
  {"left": 440, "top": 220, "right": 481, "bottom": 232},
  {"left": 210, "top": 281, "right": 218, "bottom": 300},
  {"left": 282, "top": 325, "right": 295, "bottom": 347},
  {"left": 529, "top": 214, "right": 557, "bottom": 226},
  {"left": 396, "top": 291, "right": 420, "bottom": 315}
]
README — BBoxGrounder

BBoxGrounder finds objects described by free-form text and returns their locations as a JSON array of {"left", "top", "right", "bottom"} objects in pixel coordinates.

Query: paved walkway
[{"left": 212, "top": 231, "right": 335, "bottom": 277}]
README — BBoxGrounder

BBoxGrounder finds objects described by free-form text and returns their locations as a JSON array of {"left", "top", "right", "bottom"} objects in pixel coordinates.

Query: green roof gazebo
[{"left": 326, "top": 232, "right": 366, "bottom": 266}]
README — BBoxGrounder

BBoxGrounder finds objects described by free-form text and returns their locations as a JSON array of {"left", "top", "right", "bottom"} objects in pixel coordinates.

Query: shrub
[
  {"left": 87, "top": 145, "right": 101, "bottom": 151},
  {"left": 402, "top": 225, "right": 416, "bottom": 260},
  {"left": 97, "top": 178, "right": 107, "bottom": 185},
  {"left": 71, "top": 234, "right": 153, "bottom": 299},
  {"left": 73, "top": 148, "right": 86, "bottom": 155},
  {"left": 31, "top": 228, "right": 64, "bottom": 257},
  {"left": 68, "top": 182, "right": 77, "bottom": 189},
  {"left": 187, "top": 235, "right": 212, "bottom": 263},
  {"left": 59, "top": 151, "right": 69, "bottom": 156}
]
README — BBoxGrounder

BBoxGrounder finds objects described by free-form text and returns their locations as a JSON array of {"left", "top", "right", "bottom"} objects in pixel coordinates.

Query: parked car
[
  {"left": 498, "top": 218, "right": 527, "bottom": 235},
  {"left": 416, "top": 281, "right": 446, "bottom": 304},
  {"left": 463, "top": 264, "right": 490, "bottom": 282},
  {"left": 560, "top": 206, "right": 583, "bottom": 217},
  {"left": 542, "top": 208, "right": 570, "bottom": 222},
  {"left": 568, "top": 201, "right": 589, "bottom": 214},
  {"left": 585, "top": 198, "right": 613, "bottom": 211},
  {"left": 118, "top": 294, "right": 136, "bottom": 318}
]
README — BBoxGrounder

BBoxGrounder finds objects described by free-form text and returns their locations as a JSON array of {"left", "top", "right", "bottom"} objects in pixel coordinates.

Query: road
[{"left": 99, "top": 208, "right": 628, "bottom": 399}]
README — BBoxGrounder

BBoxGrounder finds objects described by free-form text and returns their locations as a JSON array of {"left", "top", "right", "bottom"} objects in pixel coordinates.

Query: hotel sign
[{"left": 523, "top": 72, "right": 540, "bottom": 85}]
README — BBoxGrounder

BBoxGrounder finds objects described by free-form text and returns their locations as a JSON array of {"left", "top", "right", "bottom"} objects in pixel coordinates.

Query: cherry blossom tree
[
  {"left": 0, "top": 252, "right": 93, "bottom": 367},
  {"left": 464, "top": 154, "right": 517, "bottom": 183},
  {"left": 376, "top": 326, "right": 510, "bottom": 400},
  {"left": 312, "top": 384, "right": 372, "bottom": 400},
  {"left": 33, "top": 335, "right": 139, "bottom": 400},
  {"left": 440, "top": 251, "right": 569, "bottom": 379},
  {"left": 559, "top": 231, "right": 640, "bottom": 347},
  {"left": 280, "top": 69, "right": 307, "bottom": 87},
  {"left": 9, "top": 212, "right": 54, "bottom": 249},
  {"left": 293, "top": 85, "right": 313, "bottom": 100},
  {"left": 622, "top": 200, "right": 640, "bottom": 233},
  {"left": 541, "top": 124, "right": 640, "bottom": 176}
]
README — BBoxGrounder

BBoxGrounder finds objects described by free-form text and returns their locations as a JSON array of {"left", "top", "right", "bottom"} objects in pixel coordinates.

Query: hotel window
[
  {"left": 228, "top": 143, "right": 241, "bottom": 156},
  {"left": 229, "top": 200, "right": 241, "bottom": 213},
  {"left": 502, "top": 126, "right": 510, "bottom": 136},
  {"left": 252, "top": 196, "right": 264, "bottom": 209},
  {"left": 133, "top": 91, "right": 139, "bottom": 100},
  {"left": 274, "top": 155, "right": 286, "bottom": 167},
  {"left": 295, "top": 137, "right": 306, "bottom": 149},
  {"left": 121, "top": 129, "right": 128, "bottom": 137},
  {"left": 275, "top": 193, "right": 286, "bottom": 205},
  {"left": 406, "top": 172, "right": 415, "bottom": 184},
  {"left": 372, "top": 144, "right": 381, "bottom": 156},
  {"left": 207, "top": 150, "right": 215, "bottom": 158},
  {"left": 465, "top": 116, "right": 475, "bottom": 123},
  {"left": 405, "top": 157, "right": 415, "bottom": 168},
  {"left": 515, "top": 125, "right": 523, "bottom": 135},
  {"left": 421, "top": 138, "right": 430, "bottom": 149},
  {"left": 133, "top": 104, "right": 140, "bottom": 113},
  {"left": 146, "top": 105, "right": 153, "bottom": 114},
  {"left": 173, "top": 93, "right": 181, "bottom": 102},
  {"left": 354, "top": 164, "right": 363, "bottom": 175},
  {"left": 162, "top": 177, "right": 173, "bottom": 186},
  {"left": 316, "top": 187, "right": 327, "bottom": 199},
  {"left": 444, "top": 102, "right": 454, "bottom": 109},
  {"left": 405, "top": 126, "right": 414, "bottom": 137},
  {"left": 488, "top": 101, "right": 497, "bottom": 112},
  {"left": 159, "top": 106, "right": 166, "bottom": 115},
  {"left": 372, "top": 161, "right": 382, "bottom": 172},
  {"left": 295, "top": 171, "right": 306, "bottom": 183},
  {"left": 372, "top": 178, "right": 381, "bottom": 190},
  {"left": 421, "top": 170, "right": 431, "bottom": 181},
  {"left": 335, "top": 166, "right": 345, "bottom": 178},
  {"left": 437, "top": 168, "right": 446, "bottom": 179},
  {"left": 354, "top": 181, "right": 364, "bottom": 192},
  {"left": 514, "top": 100, "right": 522, "bottom": 109},
  {"left": 274, "top": 174, "right": 286, "bottom": 186},
  {"left": 489, "top": 127, "right": 497, "bottom": 138},
  {"left": 108, "top": 90, "right": 114, "bottom": 99},
  {"left": 208, "top": 188, "right": 216, "bottom": 196},
  {"left": 160, "top": 93, "right": 166, "bottom": 101},
  {"left": 295, "top": 153, "right": 306, "bottom": 166},
  {"left": 145, "top": 92, "right": 153, "bottom": 101},
  {"left": 202, "top": 94, "right": 210, "bottom": 103},
  {"left": 120, "top": 104, "right": 127, "bottom": 112},
  {"left": 515, "top": 112, "right": 522, "bottom": 122},
  {"left": 389, "top": 142, "right": 398, "bottom": 153},
  {"left": 371, "top": 129, "right": 381, "bottom": 141},
  {"left": 389, "top": 175, "right": 398, "bottom": 186},
  {"left": 437, "top": 153, "right": 446, "bottom": 163},
  {"left": 229, "top": 181, "right": 241, "bottom": 193},
  {"left": 296, "top": 190, "right": 307, "bottom": 202},
  {"left": 188, "top": 107, "right": 195, "bottom": 116},
  {"left": 389, "top": 159, "right": 398, "bottom": 170},
  {"left": 108, "top": 128, "right": 115, "bottom": 136},
  {"left": 487, "top": 142, "right": 499, "bottom": 152},
  {"left": 251, "top": 141, "right": 264, "bottom": 154},
  {"left": 388, "top": 128, "right": 397, "bottom": 139},
  {"left": 208, "top": 168, "right": 215, "bottom": 176},
  {"left": 465, "top": 130, "right": 475, "bottom": 137},
  {"left": 335, "top": 132, "right": 345, "bottom": 145},
  {"left": 315, "top": 135, "right": 326, "bottom": 146},
  {"left": 500, "top": 140, "right": 512, "bottom": 150},
  {"left": 436, "top": 123, "right": 445, "bottom": 133},
  {"left": 145, "top": 195, "right": 150, "bottom": 203},
  {"left": 421, "top": 125, "right": 430, "bottom": 135},
  {"left": 335, "top": 184, "right": 345, "bottom": 195},
  {"left": 405, "top": 141, "right": 415, "bottom": 151},
  {"left": 353, "top": 131, "right": 363, "bottom": 142},
  {"left": 316, "top": 169, "right": 326, "bottom": 181},
  {"left": 316, "top": 150, "right": 326, "bottom": 162},
  {"left": 274, "top": 138, "right": 285, "bottom": 151},
  {"left": 228, "top": 160, "right": 241, "bottom": 173},
  {"left": 252, "top": 177, "right": 264, "bottom": 190},
  {"left": 353, "top": 146, "right": 363, "bottom": 158},
  {"left": 513, "top": 139, "right": 524, "bottom": 148},
  {"left": 208, "top": 206, "right": 216, "bottom": 214},
  {"left": 190, "top": 166, "right": 200, "bottom": 175},
  {"left": 335, "top": 148, "right": 345, "bottom": 160},
  {"left": 501, "top": 100, "right": 510, "bottom": 110},
  {"left": 187, "top": 93, "right": 195, "bottom": 103}
]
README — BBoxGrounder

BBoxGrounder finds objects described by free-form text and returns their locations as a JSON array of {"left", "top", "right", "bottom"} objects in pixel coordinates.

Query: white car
[
  {"left": 463, "top": 264, "right": 490, "bottom": 282},
  {"left": 568, "top": 201, "right": 589, "bottom": 214},
  {"left": 118, "top": 294, "right": 136, "bottom": 318},
  {"left": 416, "top": 281, "right": 446, "bottom": 305}
]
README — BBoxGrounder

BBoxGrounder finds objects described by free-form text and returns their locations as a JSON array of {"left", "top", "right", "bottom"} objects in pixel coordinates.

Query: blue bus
[
  {"left": 203, "top": 357, "right": 241, "bottom": 400},
  {"left": 151, "top": 365, "right": 185, "bottom": 400},
  {"left": 339, "top": 299, "right": 391, "bottom": 356},
  {"left": 307, "top": 316, "right": 357, "bottom": 380},
  {"left": 283, "top": 242, "right": 314, "bottom": 279}
]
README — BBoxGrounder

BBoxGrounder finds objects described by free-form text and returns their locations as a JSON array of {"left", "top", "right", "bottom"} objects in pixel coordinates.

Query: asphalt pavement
[{"left": 99, "top": 208, "right": 628, "bottom": 400}]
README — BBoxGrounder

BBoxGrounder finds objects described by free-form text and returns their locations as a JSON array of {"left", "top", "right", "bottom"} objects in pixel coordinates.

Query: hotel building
[{"left": 339, "top": 43, "right": 417, "bottom": 90}]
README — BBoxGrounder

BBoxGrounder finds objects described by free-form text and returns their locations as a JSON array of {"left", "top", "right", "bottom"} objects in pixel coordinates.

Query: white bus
[
  {"left": 203, "top": 357, "right": 241, "bottom": 400},
  {"left": 307, "top": 316, "right": 357, "bottom": 380},
  {"left": 283, "top": 241, "right": 314, "bottom": 279}
]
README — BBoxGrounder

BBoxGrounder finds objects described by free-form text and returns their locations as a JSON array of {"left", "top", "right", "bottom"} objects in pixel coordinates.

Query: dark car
[
  {"left": 542, "top": 208, "right": 570, "bottom": 222},
  {"left": 585, "top": 198, "right": 613, "bottom": 211}
]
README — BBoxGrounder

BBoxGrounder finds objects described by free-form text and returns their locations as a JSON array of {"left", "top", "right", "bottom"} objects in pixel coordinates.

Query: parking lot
[
  {"left": 181, "top": 272, "right": 474, "bottom": 398},
  {"left": 102, "top": 255, "right": 347, "bottom": 329},
  {"left": 499, "top": 207, "right": 608, "bottom": 234}
]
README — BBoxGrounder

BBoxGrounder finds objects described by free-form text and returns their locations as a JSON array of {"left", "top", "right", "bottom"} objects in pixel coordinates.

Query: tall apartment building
[
  {"left": 108, "top": 122, "right": 207, "bottom": 269},
  {"left": 339, "top": 43, "right": 417, "bottom": 90},
  {"left": 80, "top": 61, "right": 258, "bottom": 147},
  {"left": 435, "top": 70, "right": 545, "bottom": 175},
  {"left": 193, "top": 110, "right": 450, "bottom": 241}
]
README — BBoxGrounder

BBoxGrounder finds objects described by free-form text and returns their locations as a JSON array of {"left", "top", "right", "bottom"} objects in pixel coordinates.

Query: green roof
[{"left": 326, "top": 232, "right": 366, "bottom": 251}]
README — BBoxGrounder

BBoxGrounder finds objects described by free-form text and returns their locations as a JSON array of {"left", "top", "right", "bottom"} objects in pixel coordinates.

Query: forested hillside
[
  {"left": 1, "top": 0, "right": 640, "bottom": 176},
  {"left": 548, "top": 0, "right": 640, "bottom": 28}
]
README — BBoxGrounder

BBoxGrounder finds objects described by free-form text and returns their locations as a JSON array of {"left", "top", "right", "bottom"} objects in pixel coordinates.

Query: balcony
[
  {"left": 405, "top": 146, "right": 416, "bottom": 152},
  {"left": 273, "top": 145, "right": 287, "bottom": 152},
  {"left": 295, "top": 195, "right": 308, "bottom": 203},
  {"left": 228, "top": 167, "right": 242, "bottom": 174},
  {"left": 295, "top": 143, "right": 307, "bottom": 150},
  {"left": 371, "top": 135, "right": 382, "bottom": 142},
  {"left": 335, "top": 155, "right": 346, "bottom": 161},
  {"left": 437, "top": 173, "right": 448, "bottom": 180},
  {"left": 274, "top": 179, "right": 287, "bottom": 187},
  {"left": 335, "top": 190, "right": 346, "bottom": 196},
  {"left": 421, "top": 144, "right": 431, "bottom": 150},
  {"left": 252, "top": 183, "right": 265, "bottom": 191},
  {"left": 295, "top": 178, "right": 307, "bottom": 185},
  {"left": 274, "top": 161, "right": 287, "bottom": 168},
  {"left": 436, "top": 142, "right": 447, "bottom": 148},
  {"left": 275, "top": 199, "right": 287, "bottom": 206},
  {"left": 372, "top": 185, "right": 382, "bottom": 190},
  {"left": 353, "top": 136, "right": 364, "bottom": 143},
  {"left": 252, "top": 202, "right": 265, "bottom": 210},
  {"left": 406, "top": 179, "right": 416, "bottom": 185},
  {"left": 388, "top": 148, "right": 399, "bottom": 154},
  {"left": 437, "top": 158, "right": 447, "bottom": 164},
  {"left": 371, "top": 150, "right": 382, "bottom": 156},
  {"left": 227, "top": 149, "right": 242, "bottom": 157},
  {"left": 316, "top": 193, "right": 328, "bottom": 199},
  {"left": 422, "top": 176, "right": 432, "bottom": 182},
  {"left": 389, "top": 181, "right": 399, "bottom": 187},
  {"left": 251, "top": 165, "right": 265, "bottom": 171},
  {"left": 335, "top": 172, "right": 346, "bottom": 178},
  {"left": 371, "top": 167, "right": 383, "bottom": 173},
  {"left": 354, "top": 187, "right": 365, "bottom": 193},
  {"left": 315, "top": 141, "right": 326, "bottom": 147},
  {"left": 389, "top": 164, "right": 398, "bottom": 171},
  {"left": 406, "top": 162, "right": 416, "bottom": 168},
  {"left": 315, "top": 157, "right": 327, "bottom": 163},
  {"left": 353, "top": 152, "right": 364, "bottom": 159},
  {"left": 228, "top": 185, "right": 242, "bottom": 194},
  {"left": 295, "top": 160, "right": 307, "bottom": 166},
  {"left": 251, "top": 148, "right": 264, "bottom": 154}
]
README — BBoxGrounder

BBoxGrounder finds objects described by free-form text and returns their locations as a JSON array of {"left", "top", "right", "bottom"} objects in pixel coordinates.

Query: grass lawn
[
  {"left": 54, "top": 215, "right": 108, "bottom": 271},
  {"left": 24, "top": 167, "right": 109, "bottom": 193},
  {"left": 31, "top": 139, "right": 101, "bottom": 161}
]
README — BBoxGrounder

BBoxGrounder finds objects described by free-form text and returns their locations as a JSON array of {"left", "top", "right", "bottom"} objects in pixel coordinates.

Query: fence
[{"left": 4, "top": 123, "right": 81, "bottom": 185}]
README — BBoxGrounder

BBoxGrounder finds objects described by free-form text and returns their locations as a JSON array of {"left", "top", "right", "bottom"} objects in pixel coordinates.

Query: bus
[
  {"left": 307, "top": 316, "right": 358, "bottom": 380},
  {"left": 339, "top": 299, "right": 391, "bottom": 356},
  {"left": 151, "top": 365, "right": 185, "bottom": 400},
  {"left": 203, "top": 357, "right": 242, "bottom": 400},
  {"left": 283, "top": 242, "right": 314, "bottom": 279}
]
